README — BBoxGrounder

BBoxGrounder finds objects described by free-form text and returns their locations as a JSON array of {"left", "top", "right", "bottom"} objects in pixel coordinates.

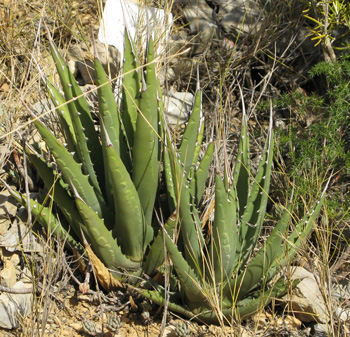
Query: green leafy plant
[
  {"left": 136, "top": 99, "right": 328, "bottom": 324},
  {"left": 5, "top": 29, "right": 167, "bottom": 282},
  {"left": 3, "top": 29, "right": 328, "bottom": 325},
  {"left": 302, "top": 0, "right": 350, "bottom": 60},
  {"left": 274, "top": 55, "right": 350, "bottom": 221}
]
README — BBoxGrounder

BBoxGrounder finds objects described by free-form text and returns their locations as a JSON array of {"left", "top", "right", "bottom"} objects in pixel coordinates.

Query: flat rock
[
  {"left": 282, "top": 267, "right": 328, "bottom": 323},
  {"left": 217, "top": 0, "right": 263, "bottom": 35},
  {"left": 0, "top": 281, "right": 32, "bottom": 329},
  {"left": 0, "top": 218, "right": 43, "bottom": 254}
]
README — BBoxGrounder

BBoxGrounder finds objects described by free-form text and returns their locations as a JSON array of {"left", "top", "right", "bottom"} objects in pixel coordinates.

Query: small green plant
[
  {"left": 82, "top": 320, "right": 99, "bottom": 336},
  {"left": 106, "top": 312, "right": 122, "bottom": 333},
  {"left": 174, "top": 321, "right": 192, "bottom": 337},
  {"left": 3, "top": 28, "right": 328, "bottom": 325}
]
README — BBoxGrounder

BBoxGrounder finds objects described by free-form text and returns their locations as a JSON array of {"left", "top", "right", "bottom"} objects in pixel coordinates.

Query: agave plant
[
  {"left": 3, "top": 28, "right": 328, "bottom": 324},
  {"left": 135, "top": 97, "right": 328, "bottom": 323},
  {"left": 5, "top": 30, "right": 170, "bottom": 282}
]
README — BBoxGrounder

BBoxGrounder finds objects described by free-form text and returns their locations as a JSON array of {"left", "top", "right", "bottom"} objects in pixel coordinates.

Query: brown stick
[
  {"left": 0, "top": 284, "right": 32, "bottom": 294},
  {"left": 12, "top": 149, "right": 35, "bottom": 191}
]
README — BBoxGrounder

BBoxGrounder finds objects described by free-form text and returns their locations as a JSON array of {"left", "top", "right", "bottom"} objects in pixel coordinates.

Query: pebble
[
  {"left": 335, "top": 307, "right": 350, "bottom": 322},
  {"left": 313, "top": 323, "right": 329, "bottom": 337}
]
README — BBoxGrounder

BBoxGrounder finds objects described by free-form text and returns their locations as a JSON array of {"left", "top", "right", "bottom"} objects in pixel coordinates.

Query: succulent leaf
[
  {"left": 48, "top": 36, "right": 104, "bottom": 195},
  {"left": 15, "top": 34, "right": 328, "bottom": 326},
  {"left": 142, "top": 214, "right": 176, "bottom": 276},
  {"left": 234, "top": 205, "right": 291, "bottom": 300},
  {"left": 94, "top": 56, "right": 121, "bottom": 155},
  {"left": 268, "top": 182, "right": 328, "bottom": 279},
  {"left": 238, "top": 121, "right": 274, "bottom": 268},
  {"left": 4, "top": 182, "right": 80, "bottom": 250},
  {"left": 232, "top": 110, "right": 250, "bottom": 217},
  {"left": 163, "top": 222, "right": 208, "bottom": 305},
  {"left": 132, "top": 37, "right": 159, "bottom": 228},
  {"left": 178, "top": 184, "right": 205, "bottom": 276},
  {"left": 44, "top": 77, "right": 77, "bottom": 153},
  {"left": 189, "top": 142, "right": 214, "bottom": 205},
  {"left": 211, "top": 173, "right": 237, "bottom": 284},
  {"left": 122, "top": 29, "right": 141, "bottom": 148},
  {"left": 74, "top": 195, "right": 139, "bottom": 271},
  {"left": 25, "top": 150, "right": 87, "bottom": 241},
  {"left": 32, "top": 118, "right": 103, "bottom": 217},
  {"left": 178, "top": 91, "right": 202, "bottom": 175},
  {"left": 105, "top": 141, "right": 152, "bottom": 262}
]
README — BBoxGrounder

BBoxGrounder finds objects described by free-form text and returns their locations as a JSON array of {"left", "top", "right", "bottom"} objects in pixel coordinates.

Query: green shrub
[{"left": 275, "top": 56, "right": 350, "bottom": 220}]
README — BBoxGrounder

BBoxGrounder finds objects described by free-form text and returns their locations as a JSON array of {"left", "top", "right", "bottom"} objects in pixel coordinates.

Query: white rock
[
  {"left": 335, "top": 307, "right": 350, "bottom": 323},
  {"left": 0, "top": 219, "right": 43, "bottom": 253},
  {"left": 313, "top": 323, "right": 329, "bottom": 337},
  {"left": 163, "top": 92, "right": 195, "bottom": 125},
  {"left": 282, "top": 267, "right": 328, "bottom": 323},
  {"left": 0, "top": 281, "right": 32, "bottom": 329}
]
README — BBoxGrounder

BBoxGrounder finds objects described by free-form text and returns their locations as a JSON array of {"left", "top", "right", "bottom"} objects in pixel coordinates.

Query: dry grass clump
[{"left": 0, "top": 0, "right": 101, "bottom": 173}]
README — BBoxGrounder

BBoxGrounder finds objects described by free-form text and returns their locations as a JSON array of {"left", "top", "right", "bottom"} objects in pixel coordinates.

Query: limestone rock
[
  {"left": 0, "top": 260, "right": 17, "bottom": 288},
  {"left": 163, "top": 92, "right": 194, "bottom": 125},
  {"left": 183, "top": 0, "right": 218, "bottom": 55},
  {"left": 0, "top": 218, "right": 43, "bottom": 254},
  {"left": 282, "top": 267, "right": 328, "bottom": 323},
  {"left": 217, "top": 0, "right": 263, "bottom": 35},
  {"left": 0, "top": 281, "right": 32, "bottom": 329},
  {"left": 313, "top": 323, "right": 329, "bottom": 337}
]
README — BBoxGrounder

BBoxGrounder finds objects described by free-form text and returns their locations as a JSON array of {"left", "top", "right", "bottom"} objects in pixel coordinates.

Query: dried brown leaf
[{"left": 84, "top": 244, "right": 124, "bottom": 290}]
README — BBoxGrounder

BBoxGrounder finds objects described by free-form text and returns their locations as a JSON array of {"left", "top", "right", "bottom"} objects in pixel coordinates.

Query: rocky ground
[{"left": 1, "top": 0, "right": 350, "bottom": 336}]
